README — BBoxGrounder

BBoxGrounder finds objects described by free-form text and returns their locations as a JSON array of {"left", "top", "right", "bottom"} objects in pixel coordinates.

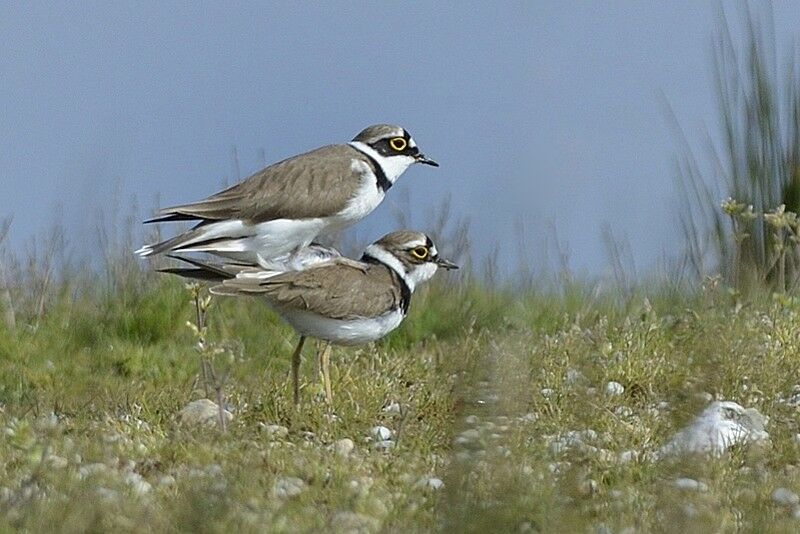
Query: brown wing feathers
[
  {"left": 148, "top": 144, "right": 366, "bottom": 224},
  {"left": 214, "top": 261, "right": 402, "bottom": 319}
]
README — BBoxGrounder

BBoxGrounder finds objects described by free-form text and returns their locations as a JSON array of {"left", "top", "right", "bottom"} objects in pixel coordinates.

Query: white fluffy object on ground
[{"left": 657, "top": 401, "right": 768, "bottom": 458}]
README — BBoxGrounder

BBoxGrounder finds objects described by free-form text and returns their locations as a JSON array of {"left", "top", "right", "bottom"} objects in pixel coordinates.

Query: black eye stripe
[{"left": 369, "top": 138, "right": 416, "bottom": 157}]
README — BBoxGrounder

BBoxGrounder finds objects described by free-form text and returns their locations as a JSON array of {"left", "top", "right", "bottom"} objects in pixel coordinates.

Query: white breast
[
  {"left": 274, "top": 306, "right": 405, "bottom": 345},
  {"left": 328, "top": 159, "right": 385, "bottom": 225}
]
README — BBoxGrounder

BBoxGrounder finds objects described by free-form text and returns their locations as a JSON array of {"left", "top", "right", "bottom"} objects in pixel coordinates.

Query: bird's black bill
[
  {"left": 436, "top": 257, "right": 458, "bottom": 270},
  {"left": 416, "top": 154, "right": 439, "bottom": 167}
]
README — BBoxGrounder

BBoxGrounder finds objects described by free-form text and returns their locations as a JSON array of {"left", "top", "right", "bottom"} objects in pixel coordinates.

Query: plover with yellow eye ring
[{"left": 163, "top": 231, "right": 457, "bottom": 405}]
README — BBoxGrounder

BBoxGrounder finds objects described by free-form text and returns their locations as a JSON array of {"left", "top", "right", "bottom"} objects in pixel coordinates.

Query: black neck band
[
  {"left": 360, "top": 253, "right": 411, "bottom": 313},
  {"left": 358, "top": 150, "right": 392, "bottom": 193}
]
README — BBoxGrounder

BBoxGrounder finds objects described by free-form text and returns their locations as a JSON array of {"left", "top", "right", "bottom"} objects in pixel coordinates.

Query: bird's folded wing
[
  {"left": 213, "top": 260, "right": 402, "bottom": 319},
  {"left": 153, "top": 145, "right": 367, "bottom": 223}
]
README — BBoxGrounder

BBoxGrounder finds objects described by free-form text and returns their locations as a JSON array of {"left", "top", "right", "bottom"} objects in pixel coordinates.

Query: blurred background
[{"left": 2, "top": 1, "right": 800, "bottom": 279}]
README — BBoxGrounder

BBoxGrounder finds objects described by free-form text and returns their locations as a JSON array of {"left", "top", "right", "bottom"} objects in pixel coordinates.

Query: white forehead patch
[
  {"left": 387, "top": 127, "right": 405, "bottom": 138},
  {"left": 402, "top": 238, "right": 428, "bottom": 249}
]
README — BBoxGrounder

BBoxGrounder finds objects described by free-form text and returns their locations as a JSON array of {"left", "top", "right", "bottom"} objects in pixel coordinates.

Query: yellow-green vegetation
[{"left": 3, "top": 265, "right": 800, "bottom": 533}]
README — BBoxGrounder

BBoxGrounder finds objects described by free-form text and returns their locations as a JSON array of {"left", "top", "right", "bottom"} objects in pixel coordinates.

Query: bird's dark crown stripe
[{"left": 353, "top": 146, "right": 392, "bottom": 193}]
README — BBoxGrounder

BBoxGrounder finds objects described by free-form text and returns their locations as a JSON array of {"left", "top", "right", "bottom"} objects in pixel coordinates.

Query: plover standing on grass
[
  {"left": 136, "top": 125, "right": 438, "bottom": 266},
  {"left": 163, "top": 231, "right": 457, "bottom": 405}
]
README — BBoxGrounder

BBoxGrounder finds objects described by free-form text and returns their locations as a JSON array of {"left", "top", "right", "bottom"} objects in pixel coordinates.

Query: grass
[
  {"left": 675, "top": 5, "right": 800, "bottom": 288},
  {"left": 2, "top": 264, "right": 800, "bottom": 532}
]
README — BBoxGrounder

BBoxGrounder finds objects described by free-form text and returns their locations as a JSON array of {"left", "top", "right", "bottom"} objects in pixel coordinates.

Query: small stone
[
  {"left": 382, "top": 402, "right": 401, "bottom": 415},
  {"left": 417, "top": 477, "right": 444, "bottom": 490},
  {"left": 178, "top": 399, "right": 233, "bottom": 427},
  {"left": 96, "top": 487, "right": 119, "bottom": 502},
  {"left": 695, "top": 392, "right": 714, "bottom": 403},
  {"left": 123, "top": 472, "right": 152, "bottom": 495},
  {"left": 261, "top": 424, "right": 289, "bottom": 439},
  {"left": 617, "top": 450, "right": 639, "bottom": 464},
  {"left": 272, "top": 477, "right": 306, "bottom": 499},
  {"left": 334, "top": 438, "right": 355, "bottom": 457},
  {"left": 370, "top": 425, "right": 392, "bottom": 441},
  {"left": 605, "top": 381, "right": 625, "bottom": 397},
  {"left": 78, "top": 463, "right": 108, "bottom": 479},
  {"left": 47, "top": 455, "right": 68, "bottom": 469},
  {"left": 465, "top": 415, "right": 480, "bottom": 425},
  {"left": 331, "top": 511, "right": 380, "bottom": 532},
  {"left": 772, "top": 487, "right": 800, "bottom": 506},
  {"left": 158, "top": 475, "right": 176, "bottom": 487},
  {"left": 540, "top": 388, "right": 554, "bottom": 398},
  {"left": 373, "top": 440, "right": 395, "bottom": 451},
  {"left": 519, "top": 413, "right": 538, "bottom": 423},
  {"left": 578, "top": 478, "right": 599, "bottom": 496},
  {"left": 459, "top": 429, "right": 480, "bottom": 441},
  {"left": 613, "top": 406, "right": 634, "bottom": 417},
  {"left": 496, "top": 445, "right": 511, "bottom": 457},
  {"left": 565, "top": 368, "right": 585, "bottom": 385},
  {"left": 672, "top": 478, "right": 708, "bottom": 492},
  {"left": 455, "top": 451, "right": 471, "bottom": 462}
]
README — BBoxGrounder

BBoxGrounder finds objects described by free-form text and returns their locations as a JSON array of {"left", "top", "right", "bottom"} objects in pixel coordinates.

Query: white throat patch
[
  {"left": 363, "top": 243, "right": 439, "bottom": 292},
  {"left": 349, "top": 141, "right": 415, "bottom": 184},
  {"left": 406, "top": 262, "right": 438, "bottom": 291}
]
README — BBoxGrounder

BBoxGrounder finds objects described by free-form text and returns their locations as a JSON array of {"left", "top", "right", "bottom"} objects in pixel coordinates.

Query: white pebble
[
  {"left": 370, "top": 425, "right": 392, "bottom": 441},
  {"left": 540, "top": 388, "right": 554, "bottom": 398},
  {"left": 123, "top": 472, "right": 152, "bottom": 495},
  {"left": 261, "top": 424, "right": 289, "bottom": 439},
  {"left": 334, "top": 438, "right": 355, "bottom": 457},
  {"left": 605, "top": 381, "right": 625, "bottom": 397},
  {"left": 372, "top": 440, "right": 395, "bottom": 451},
  {"left": 272, "top": 477, "right": 306, "bottom": 499},
  {"left": 47, "top": 455, "right": 68, "bottom": 469},
  {"left": 519, "top": 413, "right": 538, "bottom": 423},
  {"left": 178, "top": 399, "right": 232, "bottom": 427},
  {"left": 772, "top": 487, "right": 800, "bottom": 506},
  {"left": 565, "top": 368, "right": 584, "bottom": 385},
  {"left": 672, "top": 478, "right": 708, "bottom": 492},
  {"left": 418, "top": 477, "right": 444, "bottom": 490},
  {"left": 382, "top": 402, "right": 401, "bottom": 415},
  {"left": 78, "top": 463, "right": 108, "bottom": 479}
]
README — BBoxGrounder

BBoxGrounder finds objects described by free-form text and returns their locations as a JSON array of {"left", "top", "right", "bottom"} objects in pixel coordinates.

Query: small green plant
[
  {"left": 720, "top": 199, "right": 800, "bottom": 292},
  {"left": 186, "top": 282, "right": 231, "bottom": 431},
  {"left": 676, "top": 7, "right": 800, "bottom": 289}
]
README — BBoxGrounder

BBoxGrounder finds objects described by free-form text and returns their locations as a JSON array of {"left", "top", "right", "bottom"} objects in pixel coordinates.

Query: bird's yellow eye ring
[
  {"left": 389, "top": 137, "right": 407, "bottom": 151},
  {"left": 410, "top": 246, "right": 428, "bottom": 260}
]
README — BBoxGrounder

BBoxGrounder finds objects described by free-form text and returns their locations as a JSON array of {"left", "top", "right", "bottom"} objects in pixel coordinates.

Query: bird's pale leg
[
  {"left": 291, "top": 336, "right": 306, "bottom": 405},
  {"left": 319, "top": 342, "right": 333, "bottom": 405}
]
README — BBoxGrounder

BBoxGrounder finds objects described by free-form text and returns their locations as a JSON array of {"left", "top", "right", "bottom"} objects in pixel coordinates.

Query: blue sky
[{"left": 2, "top": 1, "right": 799, "bottom": 275}]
